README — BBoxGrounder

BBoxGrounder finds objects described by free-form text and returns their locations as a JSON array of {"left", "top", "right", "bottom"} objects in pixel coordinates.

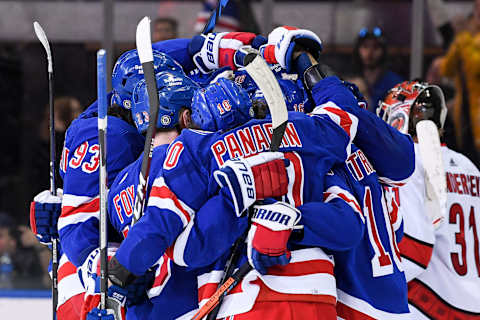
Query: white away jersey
[{"left": 390, "top": 145, "right": 480, "bottom": 319}]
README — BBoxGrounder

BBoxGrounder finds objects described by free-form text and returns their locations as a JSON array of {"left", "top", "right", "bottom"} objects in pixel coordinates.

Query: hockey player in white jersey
[{"left": 379, "top": 80, "right": 480, "bottom": 319}]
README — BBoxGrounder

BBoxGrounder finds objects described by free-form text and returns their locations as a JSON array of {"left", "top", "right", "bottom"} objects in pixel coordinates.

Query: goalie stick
[
  {"left": 33, "top": 21, "right": 58, "bottom": 319},
  {"left": 193, "top": 54, "right": 289, "bottom": 320},
  {"left": 97, "top": 49, "right": 109, "bottom": 309},
  {"left": 416, "top": 120, "right": 447, "bottom": 228}
]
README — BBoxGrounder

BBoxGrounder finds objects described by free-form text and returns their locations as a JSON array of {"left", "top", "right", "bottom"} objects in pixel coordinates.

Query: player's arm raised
[{"left": 260, "top": 25, "right": 415, "bottom": 185}]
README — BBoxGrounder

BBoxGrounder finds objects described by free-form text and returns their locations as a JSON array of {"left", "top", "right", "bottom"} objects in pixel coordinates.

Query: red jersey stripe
[
  {"left": 267, "top": 259, "right": 334, "bottom": 277},
  {"left": 337, "top": 301, "right": 377, "bottom": 320},
  {"left": 58, "top": 262, "right": 77, "bottom": 281},
  {"left": 408, "top": 279, "right": 480, "bottom": 319},
  {"left": 398, "top": 234, "right": 433, "bottom": 269},
  {"left": 61, "top": 198, "right": 99, "bottom": 218},
  {"left": 150, "top": 185, "right": 192, "bottom": 223}
]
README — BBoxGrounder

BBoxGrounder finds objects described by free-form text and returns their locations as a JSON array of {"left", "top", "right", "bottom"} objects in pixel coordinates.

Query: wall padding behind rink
[{"left": 0, "top": 291, "right": 51, "bottom": 320}]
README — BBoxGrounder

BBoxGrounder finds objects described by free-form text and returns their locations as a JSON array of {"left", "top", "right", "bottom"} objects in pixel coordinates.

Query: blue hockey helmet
[
  {"left": 234, "top": 70, "right": 308, "bottom": 112},
  {"left": 192, "top": 78, "right": 254, "bottom": 132},
  {"left": 132, "top": 71, "right": 200, "bottom": 133},
  {"left": 111, "top": 49, "right": 183, "bottom": 110}
]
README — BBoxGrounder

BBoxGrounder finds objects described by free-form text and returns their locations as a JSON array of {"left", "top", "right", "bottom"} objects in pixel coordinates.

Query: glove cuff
[
  {"left": 108, "top": 256, "right": 136, "bottom": 288},
  {"left": 302, "top": 63, "right": 326, "bottom": 91}
]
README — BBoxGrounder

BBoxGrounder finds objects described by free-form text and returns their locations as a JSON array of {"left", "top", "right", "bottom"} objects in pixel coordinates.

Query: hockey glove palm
[
  {"left": 213, "top": 152, "right": 289, "bottom": 217},
  {"left": 29, "top": 189, "right": 62, "bottom": 245},
  {"left": 247, "top": 201, "right": 301, "bottom": 275},
  {"left": 260, "top": 26, "right": 322, "bottom": 73}
]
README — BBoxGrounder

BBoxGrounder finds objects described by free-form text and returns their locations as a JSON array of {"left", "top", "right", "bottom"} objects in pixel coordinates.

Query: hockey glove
[
  {"left": 86, "top": 308, "right": 115, "bottom": 320},
  {"left": 213, "top": 152, "right": 289, "bottom": 217},
  {"left": 82, "top": 276, "right": 127, "bottom": 320},
  {"left": 80, "top": 247, "right": 152, "bottom": 320},
  {"left": 188, "top": 32, "right": 266, "bottom": 73},
  {"left": 247, "top": 201, "right": 301, "bottom": 275},
  {"left": 30, "top": 189, "right": 62, "bottom": 245},
  {"left": 260, "top": 26, "right": 322, "bottom": 73}
]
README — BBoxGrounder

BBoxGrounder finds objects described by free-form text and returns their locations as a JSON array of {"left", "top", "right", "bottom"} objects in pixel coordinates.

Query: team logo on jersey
[
  {"left": 450, "top": 158, "right": 457, "bottom": 167},
  {"left": 161, "top": 115, "right": 171, "bottom": 126}
]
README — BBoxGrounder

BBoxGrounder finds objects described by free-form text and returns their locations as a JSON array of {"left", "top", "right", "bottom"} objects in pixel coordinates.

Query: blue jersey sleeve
[
  {"left": 152, "top": 38, "right": 195, "bottom": 73},
  {"left": 295, "top": 166, "right": 365, "bottom": 251},
  {"left": 58, "top": 116, "right": 144, "bottom": 267},
  {"left": 311, "top": 76, "right": 415, "bottom": 185},
  {"left": 175, "top": 193, "right": 249, "bottom": 269},
  {"left": 114, "top": 138, "right": 210, "bottom": 275}
]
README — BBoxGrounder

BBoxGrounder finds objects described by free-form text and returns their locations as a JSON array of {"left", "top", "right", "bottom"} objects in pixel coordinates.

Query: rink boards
[{"left": 0, "top": 290, "right": 51, "bottom": 319}]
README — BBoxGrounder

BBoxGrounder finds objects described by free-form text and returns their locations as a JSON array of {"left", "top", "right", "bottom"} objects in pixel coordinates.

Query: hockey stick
[
  {"left": 97, "top": 49, "right": 109, "bottom": 309},
  {"left": 192, "top": 54, "right": 288, "bottom": 320},
  {"left": 201, "top": 0, "right": 231, "bottom": 34},
  {"left": 416, "top": 120, "right": 447, "bottom": 228},
  {"left": 130, "top": 2, "right": 228, "bottom": 224},
  {"left": 33, "top": 21, "right": 58, "bottom": 319},
  {"left": 131, "top": 16, "right": 161, "bottom": 225}
]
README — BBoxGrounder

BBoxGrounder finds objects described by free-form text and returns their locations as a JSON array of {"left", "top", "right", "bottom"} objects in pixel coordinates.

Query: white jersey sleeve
[{"left": 389, "top": 144, "right": 435, "bottom": 282}]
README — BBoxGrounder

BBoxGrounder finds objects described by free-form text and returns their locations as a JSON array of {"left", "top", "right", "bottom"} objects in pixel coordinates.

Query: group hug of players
[{"left": 29, "top": 25, "right": 480, "bottom": 320}]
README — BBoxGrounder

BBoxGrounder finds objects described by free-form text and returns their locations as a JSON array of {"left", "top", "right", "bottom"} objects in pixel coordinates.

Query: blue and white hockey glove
[
  {"left": 213, "top": 152, "right": 289, "bottom": 217},
  {"left": 82, "top": 280, "right": 128, "bottom": 320},
  {"left": 188, "top": 32, "right": 266, "bottom": 73},
  {"left": 260, "top": 26, "right": 322, "bottom": 73},
  {"left": 80, "top": 247, "right": 152, "bottom": 320},
  {"left": 86, "top": 308, "right": 115, "bottom": 320},
  {"left": 29, "top": 189, "right": 62, "bottom": 245},
  {"left": 247, "top": 201, "right": 301, "bottom": 275}
]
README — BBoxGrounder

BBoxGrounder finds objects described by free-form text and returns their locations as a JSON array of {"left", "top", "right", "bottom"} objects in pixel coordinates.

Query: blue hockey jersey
[
  {"left": 113, "top": 109, "right": 356, "bottom": 318},
  {"left": 58, "top": 102, "right": 144, "bottom": 268},
  {"left": 308, "top": 77, "right": 412, "bottom": 318},
  {"left": 332, "top": 145, "right": 409, "bottom": 319},
  {"left": 108, "top": 145, "right": 199, "bottom": 320},
  {"left": 311, "top": 76, "right": 415, "bottom": 185}
]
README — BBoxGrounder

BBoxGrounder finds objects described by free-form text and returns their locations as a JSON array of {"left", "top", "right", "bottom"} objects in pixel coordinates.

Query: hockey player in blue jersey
[
  {"left": 169, "top": 27, "right": 415, "bottom": 319},
  {"left": 271, "top": 31, "right": 414, "bottom": 316},
  {"left": 29, "top": 49, "right": 175, "bottom": 320},
  {"left": 103, "top": 68, "right": 365, "bottom": 319},
  {"left": 55, "top": 50, "right": 193, "bottom": 320},
  {"left": 84, "top": 71, "right": 202, "bottom": 320},
  {"left": 31, "top": 32, "right": 306, "bottom": 320}
]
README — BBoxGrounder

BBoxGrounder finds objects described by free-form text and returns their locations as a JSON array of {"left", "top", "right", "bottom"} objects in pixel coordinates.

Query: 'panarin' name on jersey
[
  {"left": 446, "top": 172, "right": 480, "bottom": 197},
  {"left": 211, "top": 122, "right": 302, "bottom": 166}
]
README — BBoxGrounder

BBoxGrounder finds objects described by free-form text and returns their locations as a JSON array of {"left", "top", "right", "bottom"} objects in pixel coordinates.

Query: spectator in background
[
  {"left": 351, "top": 27, "right": 403, "bottom": 112},
  {"left": 428, "top": 0, "right": 480, "bottom": 166},
  {"left": 0, "top": 213, "right": 49, "bottom": 289},
  {"left": 152, "top": 17, "right": 178, "bottom": 42}
]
